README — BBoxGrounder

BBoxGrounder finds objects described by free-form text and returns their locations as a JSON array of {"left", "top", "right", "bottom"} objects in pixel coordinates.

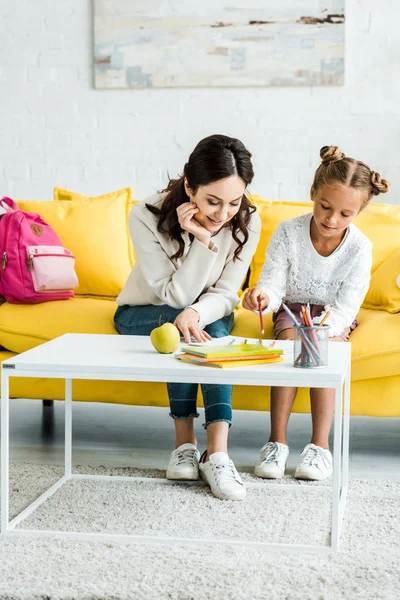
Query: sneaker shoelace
[
  {"left": 301, "top": 446, "right": 329, "bottom": 470},
  {"left": 212, "top": 461, "right": 242, "bottom": 486},
  {"left": 261, "top": 442, "right": 284, "bottom": 465},
  {"left": 174, "top": 448, "right": 198, "bottom": 468}
]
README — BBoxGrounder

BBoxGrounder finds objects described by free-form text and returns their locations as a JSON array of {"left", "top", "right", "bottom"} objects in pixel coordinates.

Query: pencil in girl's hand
[
  {"left": 258, "top": 301, "right": 264, "bottom": 334},
  {"left": 269, "top": 340, "right": 276, "bottom": 349}
]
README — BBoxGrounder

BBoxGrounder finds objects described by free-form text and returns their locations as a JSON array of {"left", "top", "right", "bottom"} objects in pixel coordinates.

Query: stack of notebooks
[{"left": 177, "top": 343, "right": 284, "bottom": 369}]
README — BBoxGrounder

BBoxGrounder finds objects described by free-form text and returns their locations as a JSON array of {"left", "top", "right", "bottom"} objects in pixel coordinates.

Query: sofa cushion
[
  {"left": 232, "top": 299, "right": 400, "bottom": 383},
  {"left": 0, "top": 298, "right": 118, "bottom": 353},
  {"left": 247, "top": 196, "right": 311, "bottom": 288},
  {"left": 17, "top": 194, "right": 131, "bottom": 298},
  {"left": 350, "top": 308, "right": 400, "bottom": 381},
  {"left": 354, "top": 203, "right": 400, "bottom": 271},
  {"left": 54, "top": 187, "right": 137, "bottom": 267},
  {"left": 362, "top": 249, "right": 400, "bottom": 313},
  {"left": 248, "top": 197, "right": 400, "bottom": 288}
]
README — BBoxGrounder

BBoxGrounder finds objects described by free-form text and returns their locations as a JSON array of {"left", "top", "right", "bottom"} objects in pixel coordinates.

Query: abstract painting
[{"left": 94, "top": 1, "right": 345, "bottom": 88}]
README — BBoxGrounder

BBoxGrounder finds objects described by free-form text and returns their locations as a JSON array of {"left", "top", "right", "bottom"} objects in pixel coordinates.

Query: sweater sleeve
[
  {"left": 314, "top": 238, "right": 373, "bottom": 336},
  {"left": 129, "top": 206, "right": 219, "bottom": 308},
  {"left": 188, "top": 212, "right": 262, "bottom": 328},
  {"left": 256, "top": 222, "right": 289, "bottom": 313}
]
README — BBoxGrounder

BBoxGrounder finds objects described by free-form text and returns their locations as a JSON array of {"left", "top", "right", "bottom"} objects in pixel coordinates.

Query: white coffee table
[{"left": 1, "top": 333, "right": 351, "bottom": 553}]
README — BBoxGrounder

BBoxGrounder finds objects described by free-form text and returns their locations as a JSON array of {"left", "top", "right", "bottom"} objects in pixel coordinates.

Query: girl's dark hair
[
  {"left": 313, "top": 146, "right": 390, "bottom": 206},
  {"left": 146, "top": 134, "right": 256, "bottom": 260}
]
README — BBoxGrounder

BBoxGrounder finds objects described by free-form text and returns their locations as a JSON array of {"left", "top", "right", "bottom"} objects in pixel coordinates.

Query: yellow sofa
[{"left": 0, "top": 190, "right": 399, "bottom": 417}]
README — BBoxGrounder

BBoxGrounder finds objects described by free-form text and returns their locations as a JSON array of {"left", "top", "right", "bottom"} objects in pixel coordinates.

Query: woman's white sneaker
[
  {"left": 254, "top": 441, "right": 289, "bottom": 479},
  {"left": 166, "top": 443, "right": 200, "bottom": 480},
  {"left": 295, "top": 443, "right": 333, "bottom": 481},
  {"left": 199, "top": 452, "right": 246, "bottom": 501}
]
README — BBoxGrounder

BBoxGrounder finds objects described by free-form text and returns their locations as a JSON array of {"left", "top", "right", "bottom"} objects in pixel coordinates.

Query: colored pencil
[
  {"left": 305, "top": 304, "right": 320, "bottom": 352},
  {"left": 319, "top": 306, "right": 332, "bottom": 327},
  {"left": 258, "top": 301, "right": 264, "bottom": 335}
]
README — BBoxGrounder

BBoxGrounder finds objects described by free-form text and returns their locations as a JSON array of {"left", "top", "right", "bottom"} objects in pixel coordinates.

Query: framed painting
[{"left": 94, "top": 1, "right": 345, "bottom": 88}]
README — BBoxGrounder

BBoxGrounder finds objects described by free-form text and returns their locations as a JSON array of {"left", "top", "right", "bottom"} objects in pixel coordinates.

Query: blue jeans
[{"left": 114, "top": 305, "right": 234, "bottom": 427}]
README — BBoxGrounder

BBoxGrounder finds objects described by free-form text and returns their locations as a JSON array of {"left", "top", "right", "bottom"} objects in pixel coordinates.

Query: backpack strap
[{"left": 0, "top": 197, "right": 20, "bottom": 213}]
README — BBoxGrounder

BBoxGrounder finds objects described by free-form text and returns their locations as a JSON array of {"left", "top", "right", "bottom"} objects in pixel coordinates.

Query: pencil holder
[{"left": 293, "top": 325, "right": 330, "bottom": 369}]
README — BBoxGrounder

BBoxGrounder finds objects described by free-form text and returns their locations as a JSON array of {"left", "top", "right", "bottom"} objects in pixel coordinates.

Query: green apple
[{"left": 150, "top": 322, "right": 181, "bottom": 354}]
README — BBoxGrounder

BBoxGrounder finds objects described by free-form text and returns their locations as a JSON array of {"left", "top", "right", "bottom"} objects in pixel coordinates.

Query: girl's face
[
  {"left": 184, "top": 175, "right": 245, "bottom": 234},
  {"left": 311, "top": 183, "right": 365, "bottom": 240}
]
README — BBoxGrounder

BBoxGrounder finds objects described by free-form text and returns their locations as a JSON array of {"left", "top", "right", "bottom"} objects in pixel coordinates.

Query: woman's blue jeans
[{"left": 114, "top": 305, "right": 234, "bottom": 428}]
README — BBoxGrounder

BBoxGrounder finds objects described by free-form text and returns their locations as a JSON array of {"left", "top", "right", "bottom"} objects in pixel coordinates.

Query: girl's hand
[
  {"left": 176, "top": 202, "right": 211, "bottom": 248},
  {"left": 242, "top": 288, "right": 270, "bottom": 312},
  {"left": 174, "top": 308, "right": 212, "bottom": 344}
]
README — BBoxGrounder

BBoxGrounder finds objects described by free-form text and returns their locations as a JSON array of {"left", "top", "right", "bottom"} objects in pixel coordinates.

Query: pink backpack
[{"left": 0, "top": 197, "right": 78, "bottom": 304}]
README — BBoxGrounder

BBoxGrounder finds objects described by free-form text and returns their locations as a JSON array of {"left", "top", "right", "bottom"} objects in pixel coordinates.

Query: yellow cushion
[
  {"left": 354, "top": 203, "right": 400, "bottom": 271},
  {"left": 248, "top": 197, "right": 400, "bottom": 288},
  {"left": 350, "top": 308, "right": 400, "bottom": 381},
  {"left": 17, "top": 194, "right": 131, "bottom": 297},
  {"left": 0, "top": 298, "right": 118, "bottom": 354},
  {"left": 362, "top": 250, "right": 400, "bottom": 313},
  {"left": 248, "top": 197, "right": 312, "bottom": 288},
  {"left": 54, "top": 187, "right": 137, "bottom": 267}
]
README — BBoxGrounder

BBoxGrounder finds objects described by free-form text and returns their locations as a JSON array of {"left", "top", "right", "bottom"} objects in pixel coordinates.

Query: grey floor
[{"left": 6, "top": 399, "right": 400, "bottom": 480}]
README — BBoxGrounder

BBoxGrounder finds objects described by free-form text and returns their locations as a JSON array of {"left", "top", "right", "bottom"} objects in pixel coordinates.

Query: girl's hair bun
[
  {"left": 370, "top": 171, "right": 390, "bottom": 195},
  {"left": 320, "top": 145, "right": 345, "bottom": 165}
]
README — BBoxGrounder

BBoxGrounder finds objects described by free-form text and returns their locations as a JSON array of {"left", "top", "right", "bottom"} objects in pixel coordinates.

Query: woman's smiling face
[{"left": 184, "top": 175, "right": 246, "bottom": 233}]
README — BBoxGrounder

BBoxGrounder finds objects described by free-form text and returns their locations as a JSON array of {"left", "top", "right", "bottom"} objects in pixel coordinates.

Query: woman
[{"left": 115, "top": 134, "right": 261, "bottom": 501}]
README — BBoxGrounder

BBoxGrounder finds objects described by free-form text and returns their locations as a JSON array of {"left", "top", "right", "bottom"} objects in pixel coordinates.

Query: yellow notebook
[
  {"left": 178, "top": 353, "right": 282, "bottom": 363},
  {"left": 181, "top": 344, "right": 283, "bottom": 359},
  {"left": 177, "top": 356, "right": 284, "bottom": 369}
]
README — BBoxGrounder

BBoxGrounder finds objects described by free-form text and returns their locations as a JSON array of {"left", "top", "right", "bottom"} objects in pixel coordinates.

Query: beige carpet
[{"left": 0, "top": 463, "right": 399, "bottom": 599}]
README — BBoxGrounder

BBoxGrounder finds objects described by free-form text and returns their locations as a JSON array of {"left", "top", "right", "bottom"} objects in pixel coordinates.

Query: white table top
[{"left": 2, "top": 334, "right": 351, "bottom": 387}]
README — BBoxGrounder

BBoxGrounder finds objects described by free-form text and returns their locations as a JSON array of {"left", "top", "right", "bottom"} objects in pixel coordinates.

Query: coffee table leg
[
  {"left": 65, "top": 379, "right": 72, "bottom": 477},
  {"left": 342, "top": 363, "right": 351, "bottom": 491},
  {"left": 331, "top": 381, "right": 343, "bottom": 551},
  {"left": 1, "top": 371, "right": 10, "bottom": 533}
]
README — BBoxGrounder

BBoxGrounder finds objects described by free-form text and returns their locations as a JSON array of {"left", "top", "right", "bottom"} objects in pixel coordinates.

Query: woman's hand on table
[
  {"left": 174, "top": 308, "right": 212, "bottom": 344},
  {"left": 176, "top": 202, "right": 211, "bottom": 248},
  {"left": 242, "top": 287, "right": 270, "bottom": 312}
]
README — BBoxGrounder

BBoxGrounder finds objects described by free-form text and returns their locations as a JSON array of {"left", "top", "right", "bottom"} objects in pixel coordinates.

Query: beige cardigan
[{"left": 117, "top": 194, "right": 261, "bottom": 328}]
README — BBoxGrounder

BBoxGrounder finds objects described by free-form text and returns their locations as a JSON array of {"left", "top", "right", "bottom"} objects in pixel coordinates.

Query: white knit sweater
[
  {"left": 257, "top": 213, "right": 372, "bottom": 336},
  {"left": 117, "top": 194, "right": 261, "bottom": 328}
]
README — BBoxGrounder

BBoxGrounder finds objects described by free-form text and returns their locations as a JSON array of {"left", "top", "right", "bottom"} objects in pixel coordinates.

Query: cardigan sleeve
[
  {"left": 129, "top": 205, "right": 219, "bottom": 308},
  {"left": 188, "top": 212, "right": 261, "bottom": 328}
]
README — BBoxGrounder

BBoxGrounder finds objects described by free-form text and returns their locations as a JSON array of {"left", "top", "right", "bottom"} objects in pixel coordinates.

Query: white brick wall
[{"left": 1, "top": 0, "right": 398, "bottom": 203}]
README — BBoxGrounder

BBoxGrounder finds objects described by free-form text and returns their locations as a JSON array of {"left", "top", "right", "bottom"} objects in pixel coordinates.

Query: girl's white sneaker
[
  {"left": 199, "top": 452, "right": 246, "bottom": 501},
  {"left": 166, "top": 443, "right": 200, "bottom": 480},
  {"left": 295, "top": 443, "right": 333, "bottom": 481},
  {"left": 254, "top": 441, "right": 289, "bottom": 479}
]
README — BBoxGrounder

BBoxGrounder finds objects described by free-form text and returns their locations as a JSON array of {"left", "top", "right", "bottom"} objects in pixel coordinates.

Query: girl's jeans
[{"left": 114, "top": 305, "right": 234, "bottom": 428}]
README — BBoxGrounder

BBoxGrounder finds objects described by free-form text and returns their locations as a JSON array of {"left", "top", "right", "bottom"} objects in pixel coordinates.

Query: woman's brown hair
[
  {"left": 146, "top": 134, "right": 256, "bottom": 260},
  {"left": 312, "top": 146, "right": 390, "bottom": 204}
]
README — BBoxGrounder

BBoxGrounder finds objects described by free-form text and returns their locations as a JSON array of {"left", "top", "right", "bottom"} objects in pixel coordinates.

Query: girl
[
  {"left": 115, "top": 134, "right": 261, "bottom": 500},
  {"left": 243, "top": 145, "right": 389, "bottom": 481}
]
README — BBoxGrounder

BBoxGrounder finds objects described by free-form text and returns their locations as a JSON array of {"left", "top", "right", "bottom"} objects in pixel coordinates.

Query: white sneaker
[
  {"left": 199, "top": 452, "right": 246, "bottom": 501},
  {"left": 166, "top": 443, "right": 200, "bottom": 480},
  {"left": 295, "top": 443, "right": 333, "bottom": 481},
  {"left": 254, "top": 441, "right": 289, "bottom": 479}
]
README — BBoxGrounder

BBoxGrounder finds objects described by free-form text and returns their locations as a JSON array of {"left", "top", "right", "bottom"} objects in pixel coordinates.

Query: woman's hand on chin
[
  {"left": 176, "top": 202, "right": 211, "bottom": 248},
  {"left": 174, "top": 308, "right": 212, "bottom": 344}
]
